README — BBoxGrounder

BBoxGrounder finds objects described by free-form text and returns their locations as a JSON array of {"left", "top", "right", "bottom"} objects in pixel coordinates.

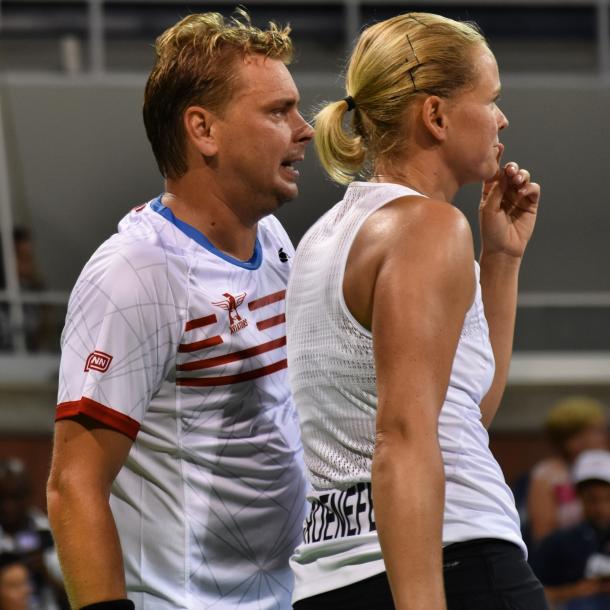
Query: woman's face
[
  {"left": 0, "top": 563, "right": 31, "bottom": 610},
  {"left": 442, "top": 45, "right": 509, "bottom": 186},
  {"left": 566, "top": 424, "right": 610, "bottom": 461}
]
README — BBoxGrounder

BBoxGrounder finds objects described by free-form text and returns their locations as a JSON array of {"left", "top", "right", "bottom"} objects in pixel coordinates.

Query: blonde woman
[
  {"left": 286, "top": 12, "right": 546, "bottom": 610},
  {"left": 528, "top": 396, "right": 609, "bottom": 542}
]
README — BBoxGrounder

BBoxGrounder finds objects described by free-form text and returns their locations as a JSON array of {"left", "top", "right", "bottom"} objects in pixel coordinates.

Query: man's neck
[{"left": 163, "top": 176, "right": 258, "bottom": 262}]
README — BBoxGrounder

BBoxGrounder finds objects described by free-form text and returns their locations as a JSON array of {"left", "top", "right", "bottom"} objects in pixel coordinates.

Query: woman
[
  {"left": 527, "top": 396, "right": 609, "bottom": 544},
  {"left": 286, "top": 12, "right": 546, "bottom": 610}
]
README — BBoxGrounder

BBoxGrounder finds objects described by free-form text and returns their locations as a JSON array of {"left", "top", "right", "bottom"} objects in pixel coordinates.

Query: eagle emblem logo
[{"left": 212, "top": 292, "right": 248, "bottom": 334}]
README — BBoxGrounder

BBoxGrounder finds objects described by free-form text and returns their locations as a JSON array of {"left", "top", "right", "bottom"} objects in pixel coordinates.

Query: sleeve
[{"left": 56, "top": 239, "right": 182, "bottom": 440}]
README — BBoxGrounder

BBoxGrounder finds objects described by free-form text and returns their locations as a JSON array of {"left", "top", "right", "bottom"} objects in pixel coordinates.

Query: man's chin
[
  {"left": 256, "top": 187, "right": 298, "bottom": 220},
  {"left": 276, "top": 183, "right": 299, "bottom": 206}
]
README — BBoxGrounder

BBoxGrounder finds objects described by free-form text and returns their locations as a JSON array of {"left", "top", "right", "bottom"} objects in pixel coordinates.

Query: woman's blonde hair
[
  {"left": 315, "top": 12, "right": 487, "bottom": 184},
  {"left": 545, "top": 396, "right": 608, "bottom": 448}
]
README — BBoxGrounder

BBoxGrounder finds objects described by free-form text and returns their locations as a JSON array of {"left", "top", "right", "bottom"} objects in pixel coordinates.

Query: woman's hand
[{"left": 479, "top": 146, "right": 540, "bottom": 259}]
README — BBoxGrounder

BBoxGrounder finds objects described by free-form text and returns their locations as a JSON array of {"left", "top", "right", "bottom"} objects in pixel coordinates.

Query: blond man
[{"left": 47, "top": 12, "right": 313, "bottom": 610}]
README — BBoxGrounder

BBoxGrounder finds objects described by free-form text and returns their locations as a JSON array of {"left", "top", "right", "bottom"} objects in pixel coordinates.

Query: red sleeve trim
[{"left": 56, "top": 397, "right": 140, "bottom": 441}]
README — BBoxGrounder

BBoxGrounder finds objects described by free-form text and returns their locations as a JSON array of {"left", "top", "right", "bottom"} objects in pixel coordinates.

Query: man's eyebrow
[{"left": 265, "top": 96, "right": 299, "bottom": 108}]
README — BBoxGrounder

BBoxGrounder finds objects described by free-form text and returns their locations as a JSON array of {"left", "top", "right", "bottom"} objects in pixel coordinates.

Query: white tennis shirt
[{"left": 57, "top": 197, "right": 307, "bottom": 609}]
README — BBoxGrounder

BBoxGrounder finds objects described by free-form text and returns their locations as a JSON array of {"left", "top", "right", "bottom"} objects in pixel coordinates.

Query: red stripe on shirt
[
  {"left": 178, "top": 335, "right": 223, "bottom": 353},
  {"left": 256, "top": 313, "right": 286, "bottom": 331},
  {"left": 248, "top": 290, "right": 286, "bottom": 311},
  {"left": 177, "top": 336, "right": 286, "bottom": 371},
  {"left": 55, "top": 397, "right": 140, "bottom": 441},
  {"left": 177, "top": 359, "right": 287, "bottom": 387},
  {"left": 185, "top": 314, "right": 217, "bottom": 331}
]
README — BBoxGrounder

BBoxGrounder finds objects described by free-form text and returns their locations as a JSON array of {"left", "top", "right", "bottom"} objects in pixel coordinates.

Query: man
[
  {"left": 47, "top": 11, "right": 313, "bottom": 610},
  {"left": 532, "top": 449, "right": 610, "bottom": 609},
  {"left": 0, "top": 552, "right": 32, "bottom": 610}
]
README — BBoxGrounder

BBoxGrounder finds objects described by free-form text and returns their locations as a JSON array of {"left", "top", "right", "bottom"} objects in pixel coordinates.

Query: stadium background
[{"left": 0, "top": 0, "right": 609, "bottom": 510}]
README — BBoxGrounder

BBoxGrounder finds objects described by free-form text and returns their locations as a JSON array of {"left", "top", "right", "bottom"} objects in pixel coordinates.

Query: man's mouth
[{"left": 280, "top": 156, "right": 304, "bottom": 178}]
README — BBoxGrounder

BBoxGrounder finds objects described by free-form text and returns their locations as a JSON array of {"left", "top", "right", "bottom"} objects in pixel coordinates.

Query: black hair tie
[{"left": 343, "top": 96, "right": 356, "bottom": 111}]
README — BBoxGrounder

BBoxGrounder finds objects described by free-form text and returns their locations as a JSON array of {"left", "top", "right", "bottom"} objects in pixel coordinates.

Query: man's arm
[
  {"left": 47, "top": 416, "right": 133, "bottom": 609},
  {"left": 526, "top": 462, "right": 562, "bottom": 542},
  {"left": 545, "top": 579, "right": 607, "bottom": 604}
]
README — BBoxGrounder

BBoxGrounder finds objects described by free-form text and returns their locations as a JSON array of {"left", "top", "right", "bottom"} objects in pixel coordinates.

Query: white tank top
[{"left": 286, "top": 181, "right": 525, "bottom": 602}]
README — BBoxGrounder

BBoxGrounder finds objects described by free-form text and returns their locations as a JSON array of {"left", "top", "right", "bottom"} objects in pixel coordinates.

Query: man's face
[
  {"left": 210, "top": 54, "right": 314, "bottom": 220},
  {"left": 0, "top": 563, "right": 31, "bottom": 610},
  {"left": 580, "top": 482, "right": 610, "bottom": 530}
]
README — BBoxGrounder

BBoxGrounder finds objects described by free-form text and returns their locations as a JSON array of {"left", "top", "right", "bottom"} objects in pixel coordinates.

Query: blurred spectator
[
  {"left": 532, "top": 449, "right": 610, "bottom": 609},
  {"left": 0, "top": 459, "right": 66, "bottom": 610},
  {"left": 527, "top": 397, "right": 609, "bottom": 543},
  {"left": 0, "top": 553, "right": 32, "bottom": 610},
  {"left": 0, "top": 226, "right": 52, "bottom": 352}
]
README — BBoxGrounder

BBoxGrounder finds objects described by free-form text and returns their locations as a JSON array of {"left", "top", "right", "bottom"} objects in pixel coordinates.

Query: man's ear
[
  {"left": 421, "top": 95, "right": 449, "bottom": 142},
  {"left": 183, "top": 105, "right": 218, "bottom": 157}
]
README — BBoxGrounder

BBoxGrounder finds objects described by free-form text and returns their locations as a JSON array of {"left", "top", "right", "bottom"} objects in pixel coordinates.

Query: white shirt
[
  {"left": 57, "top": 197, "right": 307, "bottom": 609},
  {"left": 286, "top": 182, "right": 525, "bottom": 602}
]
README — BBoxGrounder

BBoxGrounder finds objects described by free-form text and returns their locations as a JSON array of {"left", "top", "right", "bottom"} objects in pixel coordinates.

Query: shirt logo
[
  {"left": 278, "top": 248, "right": 290, "bottom": 263},
  {"left": 212, "top": 292, "right": 248, "bottom": 334},
  {"left": 84, "top": 350, "right": 113, "bottom": 373},
  {"left": 303, "top": 482, "right": 376, "bottom": 544}
]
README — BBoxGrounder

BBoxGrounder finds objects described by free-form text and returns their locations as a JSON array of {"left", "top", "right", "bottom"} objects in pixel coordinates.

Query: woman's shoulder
[
  {"left": 370, "top": 194, "right": 472, "bottom": 253},
  {"left": 382, "top": 194, "right": 468, "bottom": 227},
  {"left": 531, "top": 457, "right": 570, "bottom": 484}
]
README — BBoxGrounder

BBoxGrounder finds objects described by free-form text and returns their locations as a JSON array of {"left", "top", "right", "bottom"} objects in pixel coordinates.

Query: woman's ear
[{"left": 421, "top": 95, "right": 448, "bottom": 142}]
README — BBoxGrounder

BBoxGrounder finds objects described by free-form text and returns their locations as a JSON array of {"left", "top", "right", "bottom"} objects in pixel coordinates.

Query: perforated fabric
[
  {"left": 287, "top": 182, "right": 407, "bottom": 489},
  {"left": 286, "top": 182, "right": 525, "bottom": 602}
]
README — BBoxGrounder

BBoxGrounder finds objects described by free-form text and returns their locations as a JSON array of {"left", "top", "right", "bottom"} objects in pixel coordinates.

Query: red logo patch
[{"left": 85, "top": 350, "right": 113, "bottom": 373}]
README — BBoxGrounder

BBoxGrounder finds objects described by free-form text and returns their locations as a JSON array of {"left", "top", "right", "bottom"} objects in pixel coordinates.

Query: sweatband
[{"left": 80, "top": 600, "right": 135, "bottom": 610}]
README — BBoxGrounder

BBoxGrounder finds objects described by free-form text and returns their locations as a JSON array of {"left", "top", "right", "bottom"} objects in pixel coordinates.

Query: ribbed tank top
[{"left": 286, "top": 181, "right": 525, "bottom": 601}]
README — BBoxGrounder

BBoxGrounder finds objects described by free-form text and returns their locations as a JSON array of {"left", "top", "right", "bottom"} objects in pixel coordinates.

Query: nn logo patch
[{"left": 85, "top": 350, "right": 113, "bottom": 373}]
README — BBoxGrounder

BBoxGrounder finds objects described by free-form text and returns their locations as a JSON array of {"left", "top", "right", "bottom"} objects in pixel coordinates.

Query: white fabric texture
[
  {"left": 58, "top": 198, "right": 307, "bottom": 609},
  {"left": 286, "top": 181, "right": 525, "bottom": 601}
]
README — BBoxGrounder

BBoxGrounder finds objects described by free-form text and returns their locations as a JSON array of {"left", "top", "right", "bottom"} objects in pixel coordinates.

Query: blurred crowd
[
  {"left": 519, "top": 397, "right": 610, "bottom": 610},
  {"left": 0, "top": 459, "right": 68, "bottom": 610},
  {"left": 2, "top": 396, "right": 610, "bottom": 609},
  {"left": 0, "top": 226, "right": 57, "bottom": 353}
]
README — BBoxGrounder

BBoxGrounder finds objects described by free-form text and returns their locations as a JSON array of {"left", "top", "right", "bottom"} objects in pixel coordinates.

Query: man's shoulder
[
  {"left": 83, "top": 235, "right": 169, "bottom": 285},
  {"left": 90, "top": 202, "right": 195, "bottom": 276},
  {"left": 259, "top": 214, "right": 289, "bottom": 239},
  {"left": 258, "top": 214, "right": 294, "bottom": 258},
  {"left": 71, "top": 227, "right": 190, "bottom": 313}
]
